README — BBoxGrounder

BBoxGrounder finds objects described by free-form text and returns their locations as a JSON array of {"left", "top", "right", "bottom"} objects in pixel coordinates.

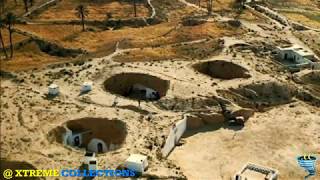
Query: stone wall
[{"left": 253, "top": 5, "right": 288, "bottom": 26}]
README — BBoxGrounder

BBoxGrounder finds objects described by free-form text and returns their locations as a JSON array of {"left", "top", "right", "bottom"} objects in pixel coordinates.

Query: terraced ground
[
  {"left": 266, "top": 0, "right": 320, "bottom": 29},
  {"left": 33, "top": 0, "right": 150, "bottom": 20}
]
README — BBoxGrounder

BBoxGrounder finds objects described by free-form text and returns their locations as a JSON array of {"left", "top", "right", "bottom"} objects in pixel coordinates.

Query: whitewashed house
[
  {"left": 65, "top": 130, "right": 86, "bottom": 147},
  {"left": 63, "top": 128, "right": 110, "bottom": 153},
  {"left": 62, "top": 118, "right": 125, "bottom": 154},
  {"left": 81, "top": 82, "right": 93, "bottom": 93},
  {"left": 87, "top": 138, "right": 107, "bottom": 153},
  {"left": 48, "top": 84, "right": 59, "bottom": 96},
  {"left": 277, "top": 45, "right": 316, "bottom": 64},
  {"left": 125, "top": 154, "right": 148, "bottom": 173}
]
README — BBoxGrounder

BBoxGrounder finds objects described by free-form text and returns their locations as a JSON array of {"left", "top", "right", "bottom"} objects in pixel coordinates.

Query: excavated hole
[
  {"left": 155, "top": 97, "right": 220, "bottom": 111},
  {"left": 296, "top": 71, "right": 320, "bottom": 106},
  {"left": 104, "top": 73, "right": 170, "bottom": 101},
  {"left": 301, "top": 71, "right": 320, "bottom": 94},
  {"left": 218, "top": 81, "right": 296, "bottom": 110},
  {"left": 184, "top": 113, "right": 225, "bottom": 131},
  {"left": 193, "top": 60, "right": 251, "bottom": 79},
  {"left": 48, "top": 118, "right": 127, "bottom": 154}
]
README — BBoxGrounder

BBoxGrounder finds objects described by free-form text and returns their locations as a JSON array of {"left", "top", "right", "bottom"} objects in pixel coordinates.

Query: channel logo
[
  {"left": 297, "top": 154, "right": 318, "bottom": 179},
  {"left": 2, "top": 169, "right": 13, "bottom": 179},
  {"left": 2, "top": 169, "right": 59, "bottom": 179},
  {"left": 2, "top": 169, "right": 136, "bottom": 179}
]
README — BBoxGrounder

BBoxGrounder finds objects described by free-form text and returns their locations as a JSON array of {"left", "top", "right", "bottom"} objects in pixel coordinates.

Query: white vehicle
[
  {"left": 125, "top": 154, "right": 148, "bottom": 173},
  {"left": 130, "top": 84, "right": 160, "bottom": 100}
]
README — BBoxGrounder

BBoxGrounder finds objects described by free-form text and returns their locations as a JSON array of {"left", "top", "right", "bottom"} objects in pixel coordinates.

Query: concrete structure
[
  {"left": 48, "top": 84, "right": 59, "bottom": 96},
  {"left": 125, "top": 154, "right": 148, "bottom": 173},
  {"left": 161, "top": 126, "right": 176, "bottom": 157},
  {"left": 83, "top": 152, "right": 97, "bottom": 171},
  {"left": 175, "top": 117, "right": 187, "bottom": 144},
  {"left": 234, "top": 163, "right": 278, "bottom": 180},
  {"left": 81, "top": 82, "right": 93, "bottom": 93},
  {"left": 162, "top": 114, "right": 188, "bottom": 157},
  {"left": 277, "top": 45, "right": 316, "bottom": 64}
]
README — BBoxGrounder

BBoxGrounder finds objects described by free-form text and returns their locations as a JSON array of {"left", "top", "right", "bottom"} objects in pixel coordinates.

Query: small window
[
  {"left": 89, "top": 161, "right": 96, "bottom": 164},
  {"left": 85, "top": 152, "right": 94, "bottom": 156},
  {"left": 97, "top": 143, "right": 103, "bottom": 153}
]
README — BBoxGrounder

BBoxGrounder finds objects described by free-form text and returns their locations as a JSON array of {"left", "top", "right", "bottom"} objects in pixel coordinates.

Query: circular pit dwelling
[
  {"left": 193, "top": 60, "right": 251, "bottom": 80},
  {"left": 49, "top": 118, "right": 127, "bottom": 154},
  {"left": 104, "top": 73, "right": 170, "bottom": 101},
  {"left": 218, "top": 81, "right": 296, "bottom": 109},
  {"left": 301, "top": 71, "right": 320, "bottom": 87}
]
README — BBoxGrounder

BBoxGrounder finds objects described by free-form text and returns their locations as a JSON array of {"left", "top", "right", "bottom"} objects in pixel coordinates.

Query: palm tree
[
  {"left": 106, "top": 12, "right": 112, "bottom": 20},
  {"left": 0, "top": 18, "right": 8, "bottom": 59},
  {"left": 23, "top": 0, "right": 29, "bottom": 12},
  {"left": 0, "top": 0, "right": 6, "bottom": 16},
  {"left": 5, "top": 12, "right": 16, "bottom": 58},
  {"left": 75, "top": 5, "right": 88, "bottom": 31},
  {"left": 29, "top": 0, "right": 34, "bottom": 6},
  {"left": 236, "top": 0, "right": 246, "bottom": 8},
  {"left": 207, "top": 0, "right": 213, "bottom": 15},
  {"left": 133, "top": 0, "right": 137, "bottom": 17}
]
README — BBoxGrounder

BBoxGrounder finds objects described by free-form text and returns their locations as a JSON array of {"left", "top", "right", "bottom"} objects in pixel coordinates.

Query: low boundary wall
[{"left": 161, "top": 116, "right": 187, "bottom": 157}]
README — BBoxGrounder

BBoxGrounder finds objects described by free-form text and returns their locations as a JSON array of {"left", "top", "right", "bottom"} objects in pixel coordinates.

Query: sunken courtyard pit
[
  {"left": 156, "top": 96, "right": 221, "bottom": 112},
  {"left": 218, "top": 81, "right": 297, "bottom": 111},
  {"left": 193, "top": 60, "right": 251, "bottom": 79},
  {"left": 300, "top": 71, "right": 320, "bottom": 96},
  {"left": 49, "top": 118, "right": 127, "bottom": 153},
  {"left": 104, "top": 73, "right": 170, "bottom": 101}
]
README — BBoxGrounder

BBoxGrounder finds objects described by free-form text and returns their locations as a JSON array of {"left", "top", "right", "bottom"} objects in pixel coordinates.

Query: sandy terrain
[
  {"left": 1, "top": 0, "right": 320, "bottom": 179},
  {"left": 170, "top": 102, "right": 320, "bottom": 179}
]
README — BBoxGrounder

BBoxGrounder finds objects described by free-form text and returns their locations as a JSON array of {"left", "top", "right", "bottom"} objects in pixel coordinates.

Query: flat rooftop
[{"left": 278, "top": 45, "right": 314, "bottom": 57}]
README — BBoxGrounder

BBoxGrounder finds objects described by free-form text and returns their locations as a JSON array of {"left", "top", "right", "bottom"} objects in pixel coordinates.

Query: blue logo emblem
[{"left": 297, "top": 155, "right": 317, "bottom": 179}]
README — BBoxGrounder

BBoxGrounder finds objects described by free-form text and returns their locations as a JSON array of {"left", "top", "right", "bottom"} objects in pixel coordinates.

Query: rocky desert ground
[{"left": 0, "top": 0, "right": 320, "bottom": 179}]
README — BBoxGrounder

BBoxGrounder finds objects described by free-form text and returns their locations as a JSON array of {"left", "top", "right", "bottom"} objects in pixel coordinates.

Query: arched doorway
[
  {"left": 74, "top": 136, "right": 80, "bottom": 147},
  {"left": 97, "top": 143, "right": 103, "bottom": 153}
]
